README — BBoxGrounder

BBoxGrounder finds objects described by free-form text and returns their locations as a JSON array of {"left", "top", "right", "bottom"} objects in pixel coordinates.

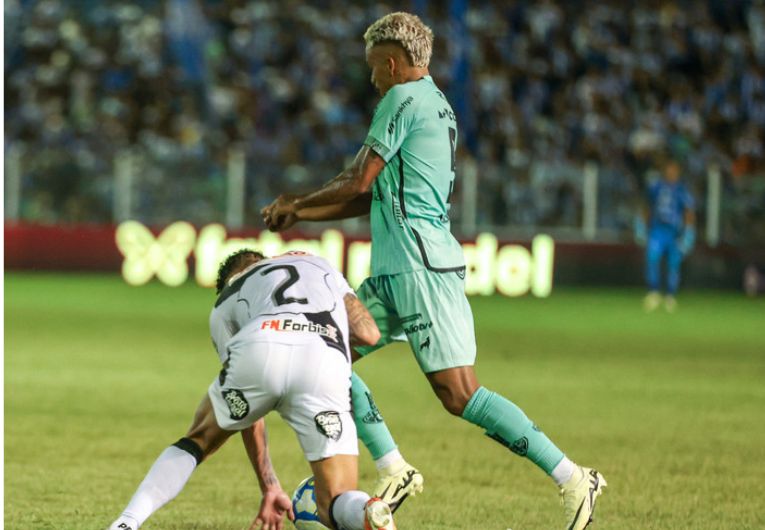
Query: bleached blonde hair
[{"left": 363, "top": 12, "right": 434, "bottom": 68}]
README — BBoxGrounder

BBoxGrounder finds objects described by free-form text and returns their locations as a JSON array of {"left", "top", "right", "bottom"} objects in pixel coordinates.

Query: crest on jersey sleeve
[{"left": 314, "top": 411, "right": 343, "bottom": 441}]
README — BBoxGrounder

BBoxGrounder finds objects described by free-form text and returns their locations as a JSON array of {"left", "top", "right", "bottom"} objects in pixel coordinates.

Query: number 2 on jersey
[{"left": 261, "top": 265, "right": 308, "bottom": 306}]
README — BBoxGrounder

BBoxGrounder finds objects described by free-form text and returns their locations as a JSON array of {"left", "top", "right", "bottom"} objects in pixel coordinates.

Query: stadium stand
[{"left": 4, "top": 0, "right": 765, "bottom": 244}]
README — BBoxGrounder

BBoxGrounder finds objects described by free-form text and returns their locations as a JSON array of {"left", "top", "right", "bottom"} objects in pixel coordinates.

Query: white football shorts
[{"left": 208, "top": 337, "right": 357, "bottom": 461}]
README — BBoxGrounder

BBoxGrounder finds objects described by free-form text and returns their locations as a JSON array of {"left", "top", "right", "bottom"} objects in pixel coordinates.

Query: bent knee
[
  {"left": 438, "top": 392, "right": 471, "bottom": 416},
  {"left": 428, "top": 366, "right": 480, "bottom": 417},
  {"left": 185, "top": 420, "right": 229, "bottom": 459}
]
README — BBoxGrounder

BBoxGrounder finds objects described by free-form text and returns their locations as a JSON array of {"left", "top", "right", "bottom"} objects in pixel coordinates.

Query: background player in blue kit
[{"left": 636, "top": 159, "right": 697, "bottom": 312}]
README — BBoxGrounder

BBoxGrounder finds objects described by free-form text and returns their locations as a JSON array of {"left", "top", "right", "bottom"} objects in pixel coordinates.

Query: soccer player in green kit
[{"left": 262, "top": 12, "right": 606, "bottom": 529}]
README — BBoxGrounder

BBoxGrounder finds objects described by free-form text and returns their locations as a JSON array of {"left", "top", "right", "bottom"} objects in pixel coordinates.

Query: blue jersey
[{"left": 647, "top": 180, "right": 694, "bottom": 234}]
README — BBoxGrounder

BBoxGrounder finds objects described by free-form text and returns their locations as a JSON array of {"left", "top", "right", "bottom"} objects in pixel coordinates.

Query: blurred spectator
[{"left": 4, "top": 0, "right": 765, "bottom": 244}]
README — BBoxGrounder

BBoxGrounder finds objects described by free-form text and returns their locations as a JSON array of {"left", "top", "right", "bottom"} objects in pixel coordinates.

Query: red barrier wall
[{"left": 6, "top": 222, "right": 123, "bottom": 270}]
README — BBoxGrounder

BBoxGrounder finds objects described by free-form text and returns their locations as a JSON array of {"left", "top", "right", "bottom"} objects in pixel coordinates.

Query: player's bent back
[{"left": 208, "top": 252, "right": 359, "bottom": 461}]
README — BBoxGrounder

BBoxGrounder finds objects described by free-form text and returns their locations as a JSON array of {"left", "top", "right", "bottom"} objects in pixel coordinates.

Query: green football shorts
[{"left": 354, "top": 269, "right": 477, "bottom": 373}]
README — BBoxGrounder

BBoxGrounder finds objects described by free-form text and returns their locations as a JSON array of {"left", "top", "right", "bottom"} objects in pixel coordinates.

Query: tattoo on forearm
[
  {"left": 298, "top": 168, "right": 360, "bottom": 210},
  {"left": 261, "top": 459, "right": 278, "bottom": 488},
  {"left": 297, "top": 146, "right": 381, "bottom": 211},
  {"left": 346, "top": 295, "right": 377, "bottom": 344},
  {"left": 249, "top": 422, "right": 280, "bottom": 490}
]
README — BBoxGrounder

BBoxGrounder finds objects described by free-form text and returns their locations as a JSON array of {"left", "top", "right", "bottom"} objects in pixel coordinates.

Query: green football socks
[
  {"left": 351, "top": 372, "right": 397, "bottom": 460},
  {"left": 462, "top": 386, "right": 564, "bottom": 474}
]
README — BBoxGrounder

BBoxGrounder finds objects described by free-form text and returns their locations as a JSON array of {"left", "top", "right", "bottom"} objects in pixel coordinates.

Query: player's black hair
[{"left": 215, "top": 248, "right": 265, "bottom": 294}]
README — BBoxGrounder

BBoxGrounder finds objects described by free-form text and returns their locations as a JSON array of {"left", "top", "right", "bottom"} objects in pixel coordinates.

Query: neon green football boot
[
  {"left": 560, "top": 466, "right": 607, "bottom": 530},
  {"left": 373, "top": 460, "right": 424, "bottom": 513}
]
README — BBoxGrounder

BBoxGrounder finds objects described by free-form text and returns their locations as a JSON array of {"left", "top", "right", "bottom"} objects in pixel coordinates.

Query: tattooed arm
[
  {"left": 242, "top": 420, "right": 294, "bottom": 529},
  {"left": 344, "top": 293, "right": 381, "bottom": 347},
  {"left": 262, "top": 194, "right": 373, "bottom": 232},
  {"left": 261, "top": 146, "right": 384, "bottom": 230},
  {"left": 242, "top": 419, "right": 280, "bottom": 492}
]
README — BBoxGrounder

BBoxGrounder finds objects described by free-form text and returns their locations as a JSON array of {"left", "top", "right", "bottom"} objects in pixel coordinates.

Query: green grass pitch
[{"left": 5, "top": 273, "right": 765, "bottom": 529}]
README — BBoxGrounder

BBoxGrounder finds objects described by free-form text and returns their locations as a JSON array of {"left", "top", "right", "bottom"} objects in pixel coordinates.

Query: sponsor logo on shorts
[
  {"left": 222, "top": 389, "right": 249, "bottom": 420},
  {"left": 403, "top": 321, "right": 432, "bottom": 335},
  {"left": 260, "top": 319, "right": 338, "bottom": 341},
  {"left": 400, "top": 313, "right": 433, "bottom": 335},
  {"left": 314, "top": 411, "right": 343, "bottom": 441}
]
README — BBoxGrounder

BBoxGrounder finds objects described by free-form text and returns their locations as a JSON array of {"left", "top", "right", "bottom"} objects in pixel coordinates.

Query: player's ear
[{"left": 387, "top": 54, "right": 396, "bottom": 77}]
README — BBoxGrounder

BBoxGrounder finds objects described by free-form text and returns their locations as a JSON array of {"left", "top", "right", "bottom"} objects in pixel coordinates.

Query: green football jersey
[{"left": 364, "top": 76, "right": 466, "bottom": 277}]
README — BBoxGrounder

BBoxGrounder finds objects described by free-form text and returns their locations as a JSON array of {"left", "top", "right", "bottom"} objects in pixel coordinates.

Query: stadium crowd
[{"left": 4, "top": 0, "right": 765, "bottom": 243}]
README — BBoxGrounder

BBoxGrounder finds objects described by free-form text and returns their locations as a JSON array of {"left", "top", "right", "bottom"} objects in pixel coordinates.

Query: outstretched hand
[
  {"left": 249, "top": 489, "right": 295, "bottom": 530},
  {"left": 261, "top": 194, "right": 299, "bottom": 232}
]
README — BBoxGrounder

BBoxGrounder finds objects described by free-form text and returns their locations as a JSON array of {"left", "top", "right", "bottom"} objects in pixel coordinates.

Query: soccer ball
[{"left": 292, "top": 476, "right": 328, "bottom": 529}]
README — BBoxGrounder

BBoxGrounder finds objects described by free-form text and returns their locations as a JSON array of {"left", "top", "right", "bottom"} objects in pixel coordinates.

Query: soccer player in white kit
[{"left": 108, "top": 249, "right": 397, "bottom": 530}]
